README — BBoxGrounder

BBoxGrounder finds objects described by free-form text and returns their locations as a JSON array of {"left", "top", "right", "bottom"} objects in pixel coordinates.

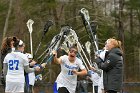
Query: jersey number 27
[{"left": 9, "top": 60, "right": 19, "bottom": 70}]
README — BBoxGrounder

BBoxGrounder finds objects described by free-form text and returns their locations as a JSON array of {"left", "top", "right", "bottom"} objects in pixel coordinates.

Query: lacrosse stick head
[
  {"left": 64, "top": 28, "right": 77, "bottom": 47},
  {"left": 43, "top": 20, "right": 53, "bottom": 35},
  {"left": 85, "top": 41, "right": 91, "bottom": 54},
  {"left": 60, "top": 25, "right": 71, "bottom": 36},
  {"left": 60, "top": 28, "right": 78, "bottom": 54},
  {"left": 26, "top": 19, "right": 34, "bottom": 33},
  {"left": 63, "top": 28, "right": 82, "bottom": 53},
  {"left": 79, "top": 8, "right": 90, "bottom": 22},
  {"left": 67, "top": 34, "right": 76, "bottom": 47},
  {"left": 61, "top": 42, "right": 69, "bottom": 53}
]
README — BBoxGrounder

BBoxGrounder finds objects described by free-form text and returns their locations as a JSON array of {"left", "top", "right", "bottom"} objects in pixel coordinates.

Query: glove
[
  {"left": 34, "top": 64, "right": 43, "bottom": 69},
  {"left": 87, "top": 70, "right": 92, "bottom": 77}
]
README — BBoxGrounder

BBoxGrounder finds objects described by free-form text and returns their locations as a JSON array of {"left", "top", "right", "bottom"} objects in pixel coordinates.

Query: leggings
[{"left": 58, "top": 87, "right": 70, "bottom": 93}]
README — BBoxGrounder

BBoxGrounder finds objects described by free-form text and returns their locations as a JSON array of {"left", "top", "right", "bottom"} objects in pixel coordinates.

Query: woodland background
[{"left": 0, "top": 0, "right": 140, "bottom": 92}]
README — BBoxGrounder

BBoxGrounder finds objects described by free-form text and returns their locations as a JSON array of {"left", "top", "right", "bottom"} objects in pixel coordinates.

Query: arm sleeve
[
  {"left": 3, "top": 63, "right": 8, "bottom": 79},
  {"left": 3, "top": 56, "right": 8, "bottom": 79},
  {"left": 23, "top": 58, "right": 29, "bottom": 66},
  {"left": 24, "top": 65, "right": 35, "bottom": 73}
]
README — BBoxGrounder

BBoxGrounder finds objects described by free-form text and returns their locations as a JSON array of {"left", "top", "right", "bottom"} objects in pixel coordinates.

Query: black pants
[
  {"left": 106, "top": 90, "right": 117, "bottom": 93},
  {"left": 58, "top": 87, "right": 70, "bottom": 93},
  {"left": 94, "top": 86, "right": 98, "bottom": 93}
]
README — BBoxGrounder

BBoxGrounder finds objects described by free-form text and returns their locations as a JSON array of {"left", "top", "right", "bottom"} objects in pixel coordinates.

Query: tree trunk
[
  {"left": 118, "top": 0, "right": 125, "bottom": 84},
  {"left": 136, "top": 9, "right": 140, "bottom": 34},
  {"left": 118, "top": 0, "right": 124, "bottom": 42},
  {"left": 130, "top": 8, "right": 133, "bottom": 36},
  {"left": 114, "top": 0, "right": 118, "bottom": 31},
  {"left": 13, "top": 0, "right": 25, "bottom": 37},
  {"left": 2, "top": 0, "right": 13, "bottom": 40}
]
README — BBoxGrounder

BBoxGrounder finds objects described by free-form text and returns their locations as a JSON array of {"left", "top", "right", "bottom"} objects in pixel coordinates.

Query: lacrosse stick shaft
[
  {"left": 30, "top": 33, "right": 33, "bottom": 56},
  {"left": 40, "top": 34, "right": 62, "bottom": 63},
  {"left": 34, "top": 39, "right": 42, "bottom": 58},
  {"left": 77, "top": 42, "right": 92, "bottom": 67},
  {"left": 78, "top": 51, "right": 89, "bottom": 71},
  {"left": 34, "top": 21, "right": 53, "bottom": 58},
  {"left": 37, "top": 41, "right": 50, "bottom": 60},
  {"left": 39, "top": 39, "right": 60, "bottom": 64},
  {"left": 87, "top": 21, "right": 99, "bottom": 51},
  {"left": 26, "top": 19, "right": 34, "bottom": 56}
]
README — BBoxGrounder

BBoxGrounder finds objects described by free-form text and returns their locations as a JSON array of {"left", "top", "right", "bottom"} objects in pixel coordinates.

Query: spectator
[{"left": 96, "top": 38, "right": 123, "bottom": 93}]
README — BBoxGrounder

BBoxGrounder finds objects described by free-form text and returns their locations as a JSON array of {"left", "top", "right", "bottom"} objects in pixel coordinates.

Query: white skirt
[
  {"left": 28, "top": 72, "right": 35, "bottom": 86},
  {"left": 5, "top": 81, "right": 24, "bottom": 93}
]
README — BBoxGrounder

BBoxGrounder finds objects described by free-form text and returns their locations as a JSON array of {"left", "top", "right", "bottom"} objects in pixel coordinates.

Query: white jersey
[
  {"left": 56, "top": 55, "right": 85, "bottom": 93},
  {"left": 89, "top": 70, "right": 100, "bottom": 86},
  {"left": 3, "top": 52, "right": 29, "bottom": 83},
  {"left": 98, "top": 70, "right": 104, "bottom": 93},
  {"left": 28, "top": 72, "right": 35, "bottom": 85}
]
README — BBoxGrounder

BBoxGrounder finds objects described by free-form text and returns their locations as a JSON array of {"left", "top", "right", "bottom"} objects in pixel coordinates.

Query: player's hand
[
  {"left": 90, "top": 66, "right": 96, "bottom": 71},
  {"left": 72, "top": 69, "right": 78, "bottom": 75},
  {"left": 34, "top": 66, "right": 40, "bottom": 71},
  {"left": 41, "top": 63, "right": 46, "bottom": 68},
  {"left": 30, "top": 60, "right": 37, "bottom": 66}
]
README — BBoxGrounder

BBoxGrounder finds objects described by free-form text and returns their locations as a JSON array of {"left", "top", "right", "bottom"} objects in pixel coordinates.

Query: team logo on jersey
[{"left": 106, "top": 59, "right": 110, "bottom": 63}]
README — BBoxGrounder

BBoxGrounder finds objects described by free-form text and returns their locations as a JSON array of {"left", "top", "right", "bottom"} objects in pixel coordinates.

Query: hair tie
[{"left": 13, "top": 36, "right": 17, "bottom": 42}]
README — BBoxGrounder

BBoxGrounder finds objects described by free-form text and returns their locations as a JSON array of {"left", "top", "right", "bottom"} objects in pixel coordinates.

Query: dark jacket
[{"left": 96, "top": 48, "right": 123, "bottom": 92}]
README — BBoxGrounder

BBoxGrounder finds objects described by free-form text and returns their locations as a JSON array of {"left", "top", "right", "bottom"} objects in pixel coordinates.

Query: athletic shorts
[{"left": 5, "top": 81, "right": 24, "bottom": 93}]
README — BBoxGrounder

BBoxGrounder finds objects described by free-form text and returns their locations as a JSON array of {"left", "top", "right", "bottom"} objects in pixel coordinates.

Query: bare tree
[
  {"left": 2, "top": 0, "right": 13, "bottom": 40},
  {"left": 118, "top": 0, "right": 124, "bottom": 49}
]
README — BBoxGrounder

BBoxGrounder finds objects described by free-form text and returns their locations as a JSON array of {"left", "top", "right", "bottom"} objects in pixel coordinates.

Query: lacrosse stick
[
  {"left": 37, "top": 35, "right": 60, "bottom": 60},
  {"left": 61, "top": 28, "right": 92, "bottom": 71},
  {"left": 79, "top": 8, "right": 99, "bottom": 52},
  {"left": 71, "top": 29, "right": 92, "bottom": 66},
  {"left": 41, "top": 25, "right": 71, "bottom": 64},
  {"left": 39, "top": 35, "right": 61, "bottom": 64},
  {"left": 34, "top": 20, "right": 53, "bottom": 58},
  {"left": 26, "top": 19, "right": 34, "bottom": 56},
  {"left": 35, "top": 26, "right": 71, "bottom": 82}
]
